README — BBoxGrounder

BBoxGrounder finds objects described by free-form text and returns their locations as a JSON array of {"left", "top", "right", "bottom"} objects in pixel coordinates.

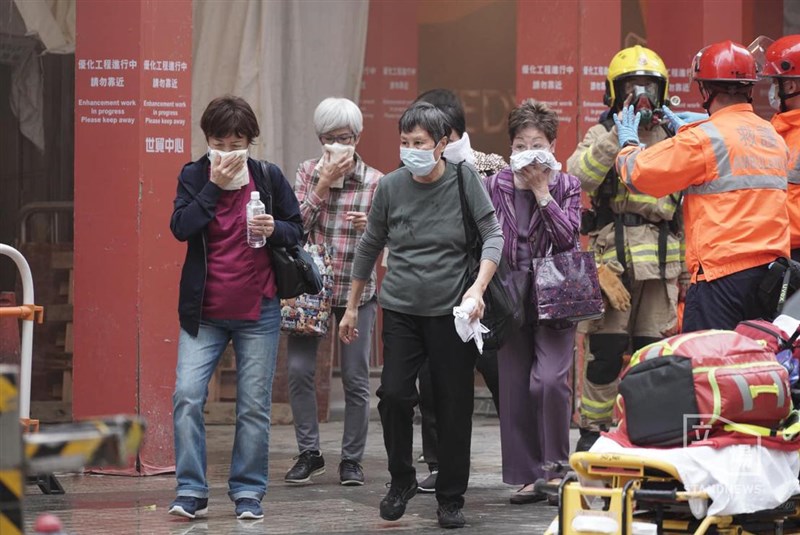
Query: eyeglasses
[{"left": 320, "top": 133, "right": 356, "bottom": 145}]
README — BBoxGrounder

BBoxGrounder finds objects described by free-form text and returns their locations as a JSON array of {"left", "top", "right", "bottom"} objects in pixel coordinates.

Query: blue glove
[
  {"left": 661, "top": 106, "right": 686, "bottom": 132},
  {"left": 676, "top": 110, "right": 709, "bottom": 123},
  {"left": 612, "top": 105, "right": 641, "bottom": 148}
]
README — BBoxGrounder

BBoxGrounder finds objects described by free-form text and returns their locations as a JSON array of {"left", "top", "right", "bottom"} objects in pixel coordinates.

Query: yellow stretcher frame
[{"left": 543, "top": 452, "right": 800, "bottom": 535}]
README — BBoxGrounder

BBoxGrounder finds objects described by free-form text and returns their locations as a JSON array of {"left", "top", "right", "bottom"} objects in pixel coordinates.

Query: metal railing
[{"left": 18, "top": 201, "right": 74, "bottom": 244}]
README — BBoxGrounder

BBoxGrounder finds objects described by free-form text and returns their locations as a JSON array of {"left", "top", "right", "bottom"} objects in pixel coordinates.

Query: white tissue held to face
[
  {"left": 208, "top": 148, "right": 249, "bottom": 190},
  {"left": 510, "top": 149, "right": 562, "bottom": 174},
  {"left": 315, "top": 142, "right": 355, "bottom": 188}
]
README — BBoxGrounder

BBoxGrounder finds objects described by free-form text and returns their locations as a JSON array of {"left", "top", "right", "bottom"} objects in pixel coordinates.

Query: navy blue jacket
[{"left": 170, "top": 156, "right": 303, "bottom": 336}]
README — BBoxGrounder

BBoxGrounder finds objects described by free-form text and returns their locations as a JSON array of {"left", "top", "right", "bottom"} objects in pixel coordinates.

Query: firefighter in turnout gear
[
  {"left": 617, "top": 40, "right": 789, "bottom": 332},
  {"left": 567, "top": 46, "right": 686, "bottom": 452}
]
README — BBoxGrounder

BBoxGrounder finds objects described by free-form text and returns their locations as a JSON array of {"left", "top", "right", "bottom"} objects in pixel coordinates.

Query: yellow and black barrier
[
  {"left": 0, "top": 366, "right": 23, "bottom": 535},
  {"left": 0, "top": 363, "right": 147, "bottom": 532},
  {"left": 25, "top": 416, "right": 146, "bottom": 476}
]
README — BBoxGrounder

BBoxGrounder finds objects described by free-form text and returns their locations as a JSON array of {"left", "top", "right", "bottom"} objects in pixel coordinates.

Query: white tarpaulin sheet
[
  {"left": 591, "top": 436, "right": 800, "bottom": 517},
  {"left": 191, "top": 0, "right": 369, "bottom": 175}
]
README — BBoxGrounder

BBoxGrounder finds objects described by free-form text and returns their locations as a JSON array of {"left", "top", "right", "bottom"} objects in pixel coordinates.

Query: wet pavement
[{"left": 22, "top": 418, "right": 573, "bottom": 534}]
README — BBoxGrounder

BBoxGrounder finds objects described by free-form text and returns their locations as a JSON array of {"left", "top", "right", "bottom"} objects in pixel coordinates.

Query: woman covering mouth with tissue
[
  {"left": 484, "top": 99, "right": 581, "bottom": 506},
  {"left": 339, "top": 101, "right": 503, "bottom": 529},
  {"left": 284, "top": 97, "right": 383, "bottom": 488},
  {"left": 168, "top": 95, "right": 303, "bottom": 521}
]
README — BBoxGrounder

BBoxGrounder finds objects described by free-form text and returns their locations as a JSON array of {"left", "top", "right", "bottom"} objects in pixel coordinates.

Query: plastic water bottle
[{"left": 246, "top": 191, "right": 266, "bottom": 248}]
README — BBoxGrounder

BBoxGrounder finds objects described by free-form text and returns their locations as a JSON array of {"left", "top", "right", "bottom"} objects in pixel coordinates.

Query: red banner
[
  {"left": 358, "top": 0, "right": 419, "bottom": 175},
  {"left": 74, "top": 0, "right": 191, "bottom": 472},
  {"left": 646, "top": 1, "right": 706, "bottom": 113},
  {"left": 515, "top": 1, "right": 579, "bottom": 167},
  {"left": 578, "top": 0, "right": 622, "bottom": 138}
]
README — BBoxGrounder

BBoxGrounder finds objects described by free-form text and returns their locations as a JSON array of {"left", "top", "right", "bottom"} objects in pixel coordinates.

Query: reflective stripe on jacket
[
  {"left": 617, "top": 103, "right": 790, "bottom": 283},
  {"left": 772, "top": 109, "right": 800, "bottom": 250},
  {"left": 568, "top": 122, "right": 683, "bottom": 281}
]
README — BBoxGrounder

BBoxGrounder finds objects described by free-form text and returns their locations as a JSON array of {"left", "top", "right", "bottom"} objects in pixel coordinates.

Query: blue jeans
[{"left": 173, "top": 297, "right": 280, "bottom": 502}]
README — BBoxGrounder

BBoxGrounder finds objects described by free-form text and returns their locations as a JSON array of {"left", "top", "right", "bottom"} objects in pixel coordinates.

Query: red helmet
[
  {"left": 691, "top": 40, "right": 759, "bottom": 83},
  {"left": 763, "top": 35, "right": 800, "bottom": 78}
]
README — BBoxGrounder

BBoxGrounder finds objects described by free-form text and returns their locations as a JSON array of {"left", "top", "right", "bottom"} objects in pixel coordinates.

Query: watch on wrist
[{"left": 538, "top": 194, "right": 552, "bottom": 208}]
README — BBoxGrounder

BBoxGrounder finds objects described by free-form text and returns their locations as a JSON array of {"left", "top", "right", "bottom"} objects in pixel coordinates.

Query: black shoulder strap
[
  {"left": 257, "top": 160, "right": 275, "bottom": 213},
  {"left": 455, "top": 162, "right": 480, "bottom": 254}
]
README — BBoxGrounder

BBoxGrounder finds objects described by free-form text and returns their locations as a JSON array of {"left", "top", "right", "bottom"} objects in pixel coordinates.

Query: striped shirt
[{"left": 295, "top": 153, "right": 383, "bottom": 307}]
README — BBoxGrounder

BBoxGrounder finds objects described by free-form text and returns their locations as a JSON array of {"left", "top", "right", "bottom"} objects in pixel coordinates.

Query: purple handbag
[{"left": 531, "top": 248, "right": 604, "bottom": 323}]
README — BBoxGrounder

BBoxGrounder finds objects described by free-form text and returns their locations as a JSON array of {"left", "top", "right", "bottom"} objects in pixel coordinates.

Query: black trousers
[
  {"left": 682, "top": 264, "right": 768, "bottom": 332},
  {"left": 378, "top": 310, "right": 478, "bottom": 507},
  {"left": 418, "top": 350, "right": 499, "bottom": 469}
]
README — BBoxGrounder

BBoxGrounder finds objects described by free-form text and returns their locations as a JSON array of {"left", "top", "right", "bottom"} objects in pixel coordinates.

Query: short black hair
[
  {"left": 398, "top": 101, "right": 452, "bottom": 143},
  {"left": 200, "top": 95, "right": 260, "bottom": 143},
  {"left": 507, "top": 99, "right": 559, "bottom": 143},
  {"left": 414, "top": 88, "right": 466, "bottom": 137}
]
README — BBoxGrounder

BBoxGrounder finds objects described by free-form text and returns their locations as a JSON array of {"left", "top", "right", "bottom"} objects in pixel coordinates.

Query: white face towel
[
  {"left": 207, "top": 148, "right": 249, "bottom": 190},
  {"left": 510, "top": 149, "right": 562, "bottom": 173},
  {"left": 313, "top": 143, "right": 355, "bottom": 188},
  {"left": 453, "top": 297, "right": 490, "bottom": 355},
  {"left": 443, "top": 132, "right": 476, "bottom": 166}
]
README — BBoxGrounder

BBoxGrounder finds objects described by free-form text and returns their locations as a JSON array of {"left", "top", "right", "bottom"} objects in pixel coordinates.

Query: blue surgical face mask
[{"left": 400, "top": 145, "right": 441, "bottom": 176}]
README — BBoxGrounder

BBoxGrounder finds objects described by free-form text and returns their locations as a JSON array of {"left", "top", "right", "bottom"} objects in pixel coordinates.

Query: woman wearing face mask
[
  {"left": 168, "top": 95, "right": 303, "bottom": 521},
  {"left": 339, "top": 101, "right": 503, "bottom": 529},
  {"left": 484, "top": 99, "right": 581, "bottom": 505},
  {"left": 284, "top": 97, "right": 383, "bottom": 487},
  {"left": 411, "top": 88, "right": 507, "bottom": 494}
]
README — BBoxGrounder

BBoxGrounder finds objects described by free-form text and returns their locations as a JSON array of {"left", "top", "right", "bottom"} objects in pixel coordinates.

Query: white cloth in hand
[
  {"left": 453, "top": 297, "right": 490, "bottom": 354},
  {"left": 510, "top": 149, "right": 562, "bottom": 173},
  {"left": 207, "top": 148, "right": 249, "bottom": 190}
]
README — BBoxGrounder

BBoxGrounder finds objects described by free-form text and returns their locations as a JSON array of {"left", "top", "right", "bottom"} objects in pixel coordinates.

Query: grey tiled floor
[{"left": 23, "top": 418, "right": 574, "bottom": 534}]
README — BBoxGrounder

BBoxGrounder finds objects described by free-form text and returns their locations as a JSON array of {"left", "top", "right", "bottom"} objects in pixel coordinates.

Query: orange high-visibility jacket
[
  {"left": 617, "top": 104, "right": 790, "bottom": 283},
  {"left": 772, "top": 109, "right": 800, "bottom": 250}
]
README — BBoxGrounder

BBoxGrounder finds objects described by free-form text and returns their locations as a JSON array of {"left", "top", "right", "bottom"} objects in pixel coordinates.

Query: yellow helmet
[{"left": 604, "top": 45, "right": 669, "bottom": 109}]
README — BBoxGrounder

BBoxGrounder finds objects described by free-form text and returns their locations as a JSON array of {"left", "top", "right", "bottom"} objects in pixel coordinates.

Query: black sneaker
[
  {"left": 339, "top": 459, "right": 365, "bottom": 486},
  {"left": 417, "top": 470, "right": 438, "bottom": 493},
  {"left": 284, "top": 450, "right": 325, "bottom": 483},
  {"left": 575, "top": 427, "right": 605, "bottom": 452},
  {"left": 437, "top": 503, "right": 466, "bottom": 529},
  {"left": 379, "top": 481, "right": 417, "bottom": 521}
]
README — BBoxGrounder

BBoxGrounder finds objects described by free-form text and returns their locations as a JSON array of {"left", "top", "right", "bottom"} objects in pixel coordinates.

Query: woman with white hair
[{"left": 284, "top": 97, "right": 383, "bottom": 486}]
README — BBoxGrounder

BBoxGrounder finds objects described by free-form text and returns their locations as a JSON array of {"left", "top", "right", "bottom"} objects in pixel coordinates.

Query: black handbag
[
  {"left": 456, "top": 162, "right": 516, "bottom": 351},
  {"left": 258, "top": 160, "right": 324, "bottom": 299},
  {"left": 271, "top": 243, "right": 324, "bottom": 299}
]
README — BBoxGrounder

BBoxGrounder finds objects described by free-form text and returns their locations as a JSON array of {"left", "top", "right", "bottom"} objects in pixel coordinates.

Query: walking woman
[
  {"left": 485, "top": 99, "right": 581, "bottom": 504},
  {"left": 339, "top": 101, "right": 503, "bottom": 528},
  {"left": 169, "top": 96, "right": 303, "bottom": 520}
]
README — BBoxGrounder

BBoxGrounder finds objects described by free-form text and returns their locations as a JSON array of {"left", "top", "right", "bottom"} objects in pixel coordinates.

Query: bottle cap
[{"left": 250, "top": 192, "right": 260, "bottom": 200}]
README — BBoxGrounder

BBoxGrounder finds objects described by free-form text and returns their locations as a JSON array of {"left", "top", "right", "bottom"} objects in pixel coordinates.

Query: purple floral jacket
[{"left": 484, "top": 167, "right": 582, "bottom": 270}]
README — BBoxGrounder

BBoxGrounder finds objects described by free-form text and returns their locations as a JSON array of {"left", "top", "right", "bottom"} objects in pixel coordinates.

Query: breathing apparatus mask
[{"left": 620, "top": 78, "right": 662, "bottom": 126}]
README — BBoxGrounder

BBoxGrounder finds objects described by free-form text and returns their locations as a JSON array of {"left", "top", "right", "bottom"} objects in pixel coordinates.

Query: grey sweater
[{"left": 352, "top": 161, "right": 503, "bottom": 316}]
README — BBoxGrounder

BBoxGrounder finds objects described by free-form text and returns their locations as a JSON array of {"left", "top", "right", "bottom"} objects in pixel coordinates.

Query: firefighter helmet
[
  {"left": 604, "top": 45, "right": 669, "bottom": 109},
  {"left": 763, "top": 35, "right": 800, "bottom": 78},
  {"left": 690, "top": 40, "right": 759, "bottom": 83}
]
